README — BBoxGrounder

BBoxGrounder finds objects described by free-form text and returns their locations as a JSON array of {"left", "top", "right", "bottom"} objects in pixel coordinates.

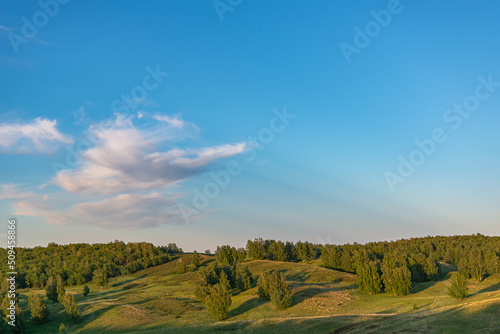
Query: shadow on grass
[
  {"left": 111, "top": 277, "right": 140, "bottom": 288},
  {"left": 474, "top": 280, "right": 500, "bottom": 295},
  {"left": 410, "top": 279, "right": 440, "bottom": 294},
  {"left": 228, "top": 296, "right": 266, "bottom": 318}
]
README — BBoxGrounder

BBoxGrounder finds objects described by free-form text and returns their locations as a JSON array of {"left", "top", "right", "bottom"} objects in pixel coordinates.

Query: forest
[
  {"left": 0, "top": 234, "right": 497, "bottom": 293},
  {"left": 0, "top": 234, "right": 499, "bottom": 333}
]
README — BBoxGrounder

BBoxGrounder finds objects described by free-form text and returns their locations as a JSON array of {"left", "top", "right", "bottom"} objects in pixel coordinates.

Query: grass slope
[{"left": 17, "top": 255, "right": 500, "bottom": 333}]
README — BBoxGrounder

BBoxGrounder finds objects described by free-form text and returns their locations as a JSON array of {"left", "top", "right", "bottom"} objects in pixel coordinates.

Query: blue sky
[{"left": 1, "top": 0, "right": 499, "bottom": 251}]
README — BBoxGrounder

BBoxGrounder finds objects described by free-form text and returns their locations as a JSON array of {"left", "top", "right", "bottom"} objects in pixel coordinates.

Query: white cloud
[
  {"left": 13, "top": 192, "right": 192, "bottom": 230},
  {"left": 153, "top": 114, "right": 185, "bottom": 128},
  {"left": 0, "top": 184, "right": 32, "bottom": 200},
  {"left": 0, "top": 117, "right": 73, "bottom": 154},
  {"left": 11, "top": 113, "right": 245, "bottom": 230},
  {"left": 53, "top": 115, "right": 248, "bottom": 195}
]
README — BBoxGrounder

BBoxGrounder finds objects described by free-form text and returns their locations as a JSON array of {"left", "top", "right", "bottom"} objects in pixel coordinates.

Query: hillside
[{"left": 15, "top": 255, "right": 500, "bottom": 333}]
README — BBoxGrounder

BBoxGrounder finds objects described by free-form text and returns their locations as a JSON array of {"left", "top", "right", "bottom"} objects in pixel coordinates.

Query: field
[{"left": 19, "top": 255, "right": 500, "bottom": 333}]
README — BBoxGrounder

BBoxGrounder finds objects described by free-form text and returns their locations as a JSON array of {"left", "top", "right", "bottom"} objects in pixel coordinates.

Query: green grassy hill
[{"left": 17, "top": 255, "right": 500, "bottom": 333}]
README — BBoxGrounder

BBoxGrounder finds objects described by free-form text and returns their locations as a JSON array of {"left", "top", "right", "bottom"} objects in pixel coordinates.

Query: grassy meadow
[{"left": 18, "top": 254, "right": 500, "bottom": 333}]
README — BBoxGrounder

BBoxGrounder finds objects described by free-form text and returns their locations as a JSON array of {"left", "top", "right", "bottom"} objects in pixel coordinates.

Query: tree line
[
  {"left": 0, "top": 241, "right": 183, "bottom": 289},
  {"left": 242, "top": 234, "right": 499, "bottom": 297}
]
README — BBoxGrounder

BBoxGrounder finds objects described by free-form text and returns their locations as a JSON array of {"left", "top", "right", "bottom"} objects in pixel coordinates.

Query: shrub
[
  {"left": 448, "top": 272, "right": 468, "bottom": 300},
  {"left": 59, "top": 323, "right": 66, "bottom": 334},
  {"left": 270, "top": 273, "right": 292, "bottom": 309},
  {"left": 235, "top": 264, "right": 253, "bottom": 291},
  {"left": 356, "top": 261, "right": 382, "bottom": 294},
  {"left": 45, "top": 277, "right": 58, "bottom": 303},
  {"left": 28, "top": 293, "right": 50, "bottom": 325},
  {"left": 56, "top": 275, "right": 66, "bottom": 303},
  {"left": 63, "top": 293, "right": 80, "bottom": 322},
  {"left": 83, "top": 283, "right": 90, "bottom": 297},
  {"left": 192, "top": 251, "right": 201, "bottom": 268},
  {"left": 204, "top": 283, "right": 232, "bottom": 320},
  {"left": 176, "top": 260, "right": 187, "bottom": 274},
  {"left": 257, "top": 273, "right": 272, "bottom": 300},
  {"left": 257, "top": 272, "right": 292, "bottom": 309},
  {"left": 93, "top": 269, "right": 108, "bottom": 289},
  {"left": 382, "top": 265, "right": 411, "bottom": 296}
]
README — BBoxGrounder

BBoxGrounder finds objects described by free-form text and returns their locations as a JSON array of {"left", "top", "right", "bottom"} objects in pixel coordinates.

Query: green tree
[
  {"left": 270, "top": 272, "right": 292, "bottom": 309},
  {"left": 192, "top": 251, "right": 201, "bottom": 268},
  {"left": 176, "top": 259, "right": 188, "bottom": 274},
  {"left": 63, "top": 293, "right": 80, "bottom": 323},
  {"left": 235, "top": 264, "right": 253, "bottom": 291},
  {"left": 56, "top": 275, "right": 66, "bottom": 303},
  {"left": 257, "top": 273, "right": 272, "bottom": 300},
  {"left": 204, "top": 283, "right": 232, "bottom": 320},
  {"left": 93, "top": 269, "right": 108, "bottom": 289},
  {"left": 28, "top": 293, "right": 49, "bottom": 325},
  {"left": 392, "top": 266, "right": 412, "bottom": 296},
  {"left": 82, "top": 284, "right": 90, "bottom": 297},
  {"left": 424, "top": 255, "right": 440, "bottom": 281},
  {"left": 246, "top": 238, "right": 265, "bottom": 260},
  {"left": 357, "top": 260, "right": 382, "bottom": 294},
  {"left": 215, "top": 245, "right": 238, "bottom": 265},
  {"left": 45, "top": 277, "right": 58, "bottom": 303},
  {"left": 448, "top": 272, "right": 468, "bottom": 300},
  {"left": 382, "top": 266, "right": 411, "bottom": 296},
  {"left": 469, "top": 249, "right": 486, "bottom": 281},
  {"left": 257, "top": 272, "right": 292, "bottom": 308}
]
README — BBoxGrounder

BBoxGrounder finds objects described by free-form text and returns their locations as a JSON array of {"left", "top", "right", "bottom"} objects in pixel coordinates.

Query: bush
[
  {"left": 235, "top": 264, "right": 253, "bottom": 291},
  {"left": 382, "top": 265, "right": 411, "bottom": 296},
  {"left": 257, "top": 272, "right": 292, "bottom": 309},
  {"left": 192, "top": 251, "right": 201, "bottom": 268},
  {"left": 45, "top": 277, "right": 58, "bottom": 303},
  {"left": 63, "top": 293, "right": 80, "bottom": 322},
  {"left": 56, "top": 275, "right": 66, "bottom": 303},
  {"left": 83, "top": 283, "right": 90, "bottom": 297},
  {"left": 59, "top": 323, "right": 66, "bottom": 334},
  {"left": 270, "top": 273, "right": 292, "bottom": 309},
  {"left": 93, "top": 269, "right": 108, "bottom": 289},
  {"left": 356, "top": 261, "right": 382, "bottom": 294},
  {"left": 28, "top": 293, "right": 50, "bottom": 325},
  {"left": 176, "top": 260, "right": 187, "bottom": 274},
  {"left": 204, "top": 283, "right": 232, "bottom": 320},
  {"left": 257, "top": 273, "right": 272, "bottom": 300},
  {"left": 448, "top": 272, "right": 468, "bottom": 300}
]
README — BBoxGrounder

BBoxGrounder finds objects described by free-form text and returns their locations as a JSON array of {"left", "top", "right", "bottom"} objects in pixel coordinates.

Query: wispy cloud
[
  {"left": 53, "top": 114, "right": 247, "bottom": 195},
  {"left": 0, "top": 117, "right": 73, "bottom": 154},
  {"left": 13, "top": 192, "right": 187, "bottom": 230},
  {"left": 0, "top": 183, "right": 32, "bottom": 200},
  {"left": 153, "top": 114, "right": 185, "bottom": 128},
  {"left": 8, "top": 113, "right": 247, "bottom": 229}
]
